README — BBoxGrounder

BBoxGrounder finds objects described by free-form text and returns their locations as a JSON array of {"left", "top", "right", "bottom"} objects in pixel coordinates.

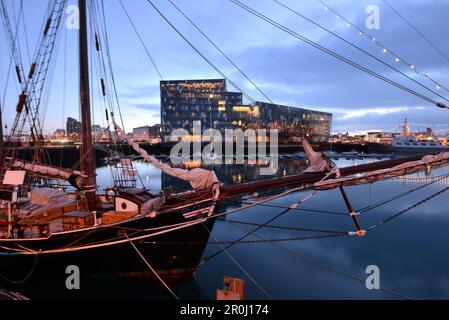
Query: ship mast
[
  {"left": 0, "top": 107, "right": 4, "bottom": 170},
  {"left": 79, "top": 0, "right": 97, "bottom": 211}
]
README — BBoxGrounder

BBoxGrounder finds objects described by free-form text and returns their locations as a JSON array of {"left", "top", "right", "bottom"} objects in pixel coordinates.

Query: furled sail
[
  {"left": 314, "top": 152, "right": 449, "bottom": 190},
  {"left": 302, "top": 138, "right": 340, "bottom": 177},
  {"left": 113, "top": 124, "right": 220, "bottom": 195},
  {"left": 7, "top": 158, "right": 86, "bottom": 190}
]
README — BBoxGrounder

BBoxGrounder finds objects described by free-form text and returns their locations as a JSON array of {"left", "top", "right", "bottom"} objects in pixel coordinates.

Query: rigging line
[
  {"left": 146, "top": 233, "right": 349, "bottom": 246},
  {"left": 381, "top": 0, "right": 449, "bottom": 64},
  {"left": 0, "top": 250, "right": 41, "bottom": 284},
  {"left": 123, "top": 233, "right": 180, "bottom": 300},
  {"left": 220, "top": 218, "right": 348, "bottom": 234},
  {"left": 316, "top": 0, "right": 449, "bottom": 95},
  {"left": 228, "top": 220, "right": 412, "bottom": 300},
  {"left": 19, "top": 0, "right": 31, "bottom": 67},
  {"left": 229, "top": 0, "right": 442, "bottom": 107},
  {"left": 271, "top": 0, "right": 449, "bottom": 104},
  {"left": 60, "top": 25, "right": 67, "bottom": 168},
  {"left": 100, "top": 0, "right": 126, "bottom": 132},
  {"left": 144, "top": 0, "right": 256, "bottom": 103},
  {"left": 358, "top": 172, "right": 449, "bottom": 214},
  {"left": 368, "top": 184, "right": 449, "bottom": 231},
  {"left": 219, "top": 197, "right": 348, "bottom": 216},
  {"left": 202, "top": 223, "right": 274, "bottom": 300},
  {"left": 167, "top": 0, "right": 272, "bottom": 103},
  {"left": 118, "top": 0, "right": 163, "bottom": 80},
  {"left": 201, "top": 191, "right": 317, "bottom": 265}
]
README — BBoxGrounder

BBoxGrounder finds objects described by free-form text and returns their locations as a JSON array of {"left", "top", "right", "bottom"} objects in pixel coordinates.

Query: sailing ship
[
  {"left": 0, "top": 0, "right": 220, "bottom": 285},
  {"left": 1, "top": 0, "right": 449, "bottom": 298}
]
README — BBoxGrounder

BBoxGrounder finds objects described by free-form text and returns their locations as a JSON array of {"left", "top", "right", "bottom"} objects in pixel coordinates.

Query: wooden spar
[
  {"left": 339, "top": 186, "right": 365, "bottom": 236},
  {"left": 219, "top": 154, "right": 426, "bottom": 198},
  {"left": 79, "top": 0, "right": 97, "bottom": 210}
]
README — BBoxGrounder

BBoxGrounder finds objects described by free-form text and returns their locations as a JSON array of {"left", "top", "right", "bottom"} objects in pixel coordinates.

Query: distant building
[
  {"left": 232, "top": 102, "right": 332, "bottom": 142},
  {"left": 160, "top": 79, "right": 332, "bottom": 142},
  {"left": 133, "top": 125, "right": 160, "bottom": 141},
  {"left": 66, "top": 117, "right": 81, "bottom": 141},
  {"left": 54, "top": 129, "right": 66, "bottom": 136}
]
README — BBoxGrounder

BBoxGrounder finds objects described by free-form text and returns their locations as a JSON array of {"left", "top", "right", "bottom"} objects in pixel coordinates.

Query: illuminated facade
[
  {"left": 160, "top": 79, "right": 242, "bottom": 141},
  {"left": 160, "top": 79, "right": 332, "bottom": 142},
  {"left": 232, "top": 102, "right": 332, "bottom": 142}
]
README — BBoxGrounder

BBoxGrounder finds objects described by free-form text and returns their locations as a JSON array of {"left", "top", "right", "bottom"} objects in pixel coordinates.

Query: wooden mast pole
[
  {"left": 0, "top": 106, "right": 4, "bottom": 171},
  {"left": 79, "top": 0, "right": 97, "bottom": 211}
]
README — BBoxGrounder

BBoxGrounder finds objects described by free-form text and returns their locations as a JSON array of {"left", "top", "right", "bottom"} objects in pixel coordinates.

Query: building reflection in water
[{"left": 161, "top": 158, "right": 309, "bottom": 191}]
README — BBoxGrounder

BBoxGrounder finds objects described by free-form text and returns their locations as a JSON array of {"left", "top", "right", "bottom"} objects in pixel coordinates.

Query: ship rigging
[{"left": 0, "top": 0, "right": 448, "bottom": 300}]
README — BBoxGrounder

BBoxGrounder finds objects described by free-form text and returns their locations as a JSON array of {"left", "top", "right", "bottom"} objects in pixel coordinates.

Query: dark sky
[{"left": 0, "top": 0, "right": 448, "bottom": 134}]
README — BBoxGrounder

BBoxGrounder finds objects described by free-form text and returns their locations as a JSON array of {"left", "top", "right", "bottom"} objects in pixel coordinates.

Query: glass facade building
[
  {"left": 160, "top": 79, "right": 242, "bottom": 141},
  {"left": 231, "top": 102, "right": 332, "bottom": 142},
  {"left": 160, "top": 79, "right": 332, "bottom": 142}
]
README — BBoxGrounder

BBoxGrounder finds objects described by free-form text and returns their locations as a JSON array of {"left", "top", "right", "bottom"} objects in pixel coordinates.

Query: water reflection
[{"left": 94, "top": 158, "right": 449, "bottom": 299}]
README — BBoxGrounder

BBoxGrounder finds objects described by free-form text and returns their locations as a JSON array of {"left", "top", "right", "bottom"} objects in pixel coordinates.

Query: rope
[
  {"left": 201, "top": 191, "right": 318, "bottom": 264},
  {"left": 201, "top": 223, "right": 273, "bottom": 300},
  {"left": 167, "top": 0, "right": 273, "bottom": 103},
  {"left": 144, "top": 233, "right": 350, "bottom": 246},
  {"left": 228, "top": 221, "right": 413, "bottom": 300},
  {"left": 272, "top": 0, "right": 449, "bottom": 104},
  {"left": 220, "top": 197, "right": 348, "bottom": 216},
  {"left": 368, "top": 185, "right": 449, "bottom": 231},
  {"left": 118, "top": 0, "right": 163, "bottom": 80},
  {"left": 0, "top": 250, "right": 40, "bottom": 284},
  {"left": 144, "top": 0, "right": 256, "bottom": 103},
  {"left": 123, "top": 232, "right": 180, "bottom": 300},
  {"left": 381, "top": 0, "right": 449, "bottom": 64},
  {"left": 222, "top": 219, "right": 349, "bottom": 234},
  {"left": 359, "top": 172, "right": 449, "bottom": 214},
  {"left": 229, "top": 0, "right": 441, "bottom": 106}
]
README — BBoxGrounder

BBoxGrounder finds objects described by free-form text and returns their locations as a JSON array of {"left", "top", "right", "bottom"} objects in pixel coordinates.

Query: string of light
[
  {"left": 229, "top": 0, "right": 444, "bottom": 108},
  {"left": 270, "top": 0, "right": 449, "bottom": 105},
  {"left": 316, "top": 0, "right": 449, "bottom": 95}
]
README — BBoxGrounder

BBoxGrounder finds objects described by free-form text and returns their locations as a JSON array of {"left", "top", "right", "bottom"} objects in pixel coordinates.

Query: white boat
[{"left": 393, "top": 119, "right": 449, "bottom": 154}]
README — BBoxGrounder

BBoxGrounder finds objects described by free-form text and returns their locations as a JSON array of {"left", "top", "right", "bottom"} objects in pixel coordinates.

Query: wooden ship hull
[{"left": 0, "top": 198, "right": 217, "bottom": 283}]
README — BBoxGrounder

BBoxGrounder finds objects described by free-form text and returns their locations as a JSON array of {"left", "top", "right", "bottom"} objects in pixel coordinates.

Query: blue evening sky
[{"left": 0, "top": 0, "right": 448, "bottom": 134}]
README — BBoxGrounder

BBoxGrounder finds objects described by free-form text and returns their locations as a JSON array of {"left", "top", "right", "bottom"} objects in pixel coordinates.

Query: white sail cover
[
  {"left": 302, "top": 138, "right": 336, "bottom": 173},
  {"left": 7, "top": 158, "right": 86, "bottom": 189},
  {"left": 314, "top": 152, "right": 449, "bottom": 190},
  {"left": 113, "top": 124, "right": 220, "bottom": 193}
]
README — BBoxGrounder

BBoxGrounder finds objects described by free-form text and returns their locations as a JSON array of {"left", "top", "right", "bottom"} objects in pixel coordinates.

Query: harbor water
[{"left": 8, "top": 156, "right": 449, "bottom": 299}]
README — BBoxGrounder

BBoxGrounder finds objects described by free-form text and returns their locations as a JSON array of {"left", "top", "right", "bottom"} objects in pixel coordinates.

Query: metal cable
[
  {"left": 202, "top": 223, "right": 274, "bottom": 300},
  {"left": 228, "top": 221, "right": 413, "bottom": 300},
  {"left": 145, "top": 0, "right": 256, "bottom": 103},
  {"left": 272, "top": 0, "right": 449, "bottom": 104},
  {"left": 381, "top": 0, "right": 449, "bottom": 64},
  {"left": 167, "top": 0, "right": 273, "bottom": 103},
  {"left": 118, "top": 0, "right": 163, "bottom": 80},
  {"left": 229, "top": 0, "right": 442, "bottom": 107}
]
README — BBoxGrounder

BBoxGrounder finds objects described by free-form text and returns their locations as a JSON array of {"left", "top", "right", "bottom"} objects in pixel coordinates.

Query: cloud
[{"left": 332, "top": 106, "right": 426, "bottom": 121}]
